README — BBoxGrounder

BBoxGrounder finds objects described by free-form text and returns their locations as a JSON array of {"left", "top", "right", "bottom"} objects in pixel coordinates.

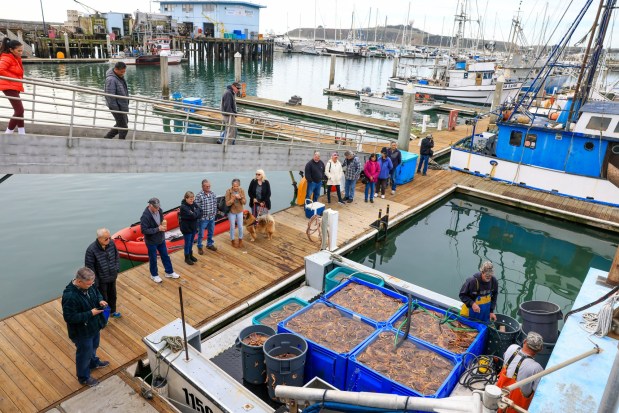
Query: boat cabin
[{"left": 447, "top": 61, "right": 496, "bottom": 88}]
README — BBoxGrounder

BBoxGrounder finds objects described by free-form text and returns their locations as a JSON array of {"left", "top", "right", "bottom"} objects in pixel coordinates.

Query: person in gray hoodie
[
  {"left": 217, "top": 82, "right": 240, "bottom": 144},
  {"left": 104, "top": 62, "right": 129, "bottom": 139}
]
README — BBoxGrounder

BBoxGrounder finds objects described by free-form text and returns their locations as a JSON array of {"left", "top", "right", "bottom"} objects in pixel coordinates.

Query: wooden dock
[{"left": 1, "top": 168, "right": 618, "bottom": 412}]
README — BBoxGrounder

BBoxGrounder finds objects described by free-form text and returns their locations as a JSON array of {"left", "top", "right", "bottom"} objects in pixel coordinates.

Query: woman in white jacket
[{"left": 325, "top": 152, "right": 345, "bottom": 204}]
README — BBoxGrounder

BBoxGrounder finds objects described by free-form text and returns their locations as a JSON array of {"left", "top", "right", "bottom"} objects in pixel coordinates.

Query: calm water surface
[{"left": 346, "top": 194, "right": 619, "bottom": 321}]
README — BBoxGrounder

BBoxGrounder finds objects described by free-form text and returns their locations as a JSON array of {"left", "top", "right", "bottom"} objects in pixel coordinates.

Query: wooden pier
[{"left": 1, "top": 167, "right": 618, "bottom": 412}]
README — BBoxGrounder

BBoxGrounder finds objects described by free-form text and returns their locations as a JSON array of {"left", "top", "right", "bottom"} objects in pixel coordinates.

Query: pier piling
[
  {"left": 63, "top": 32, "right": 70, "bottom": 58},
  {"left": 234, "top": 52, "right": 242, "bottom": 83},
  {"left": 398, "top": 85, "right": 415, "bottom": 149},
  {"left": 160, "top": 56, "right": 170, "bottom": 100},
  {"left": 392, "top": 56, "right": 400, "bottom": 79},
  {"left": 490, "top": 76, "right": 504, "bottom": 122},
  {"left": 329, "top": 55, "right": 336, "bottom": 88}
]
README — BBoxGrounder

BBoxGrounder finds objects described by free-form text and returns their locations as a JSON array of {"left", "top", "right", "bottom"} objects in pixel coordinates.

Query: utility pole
[{"left": 39, "top": 0, "right": 47, "bottom": 36}]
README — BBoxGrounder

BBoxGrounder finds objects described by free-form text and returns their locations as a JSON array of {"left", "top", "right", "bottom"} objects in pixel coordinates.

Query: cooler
[{"left": 305, "top": 200, "right": 325, "bottom": 219}]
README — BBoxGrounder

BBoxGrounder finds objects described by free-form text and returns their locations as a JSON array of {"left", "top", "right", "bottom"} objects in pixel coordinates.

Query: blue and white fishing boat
[{"left": 450, "top": 0, "right": 619, "bottom": 207}]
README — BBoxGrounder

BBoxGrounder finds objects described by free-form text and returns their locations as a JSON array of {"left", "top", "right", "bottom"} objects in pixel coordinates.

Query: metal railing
[{"left": 0, "top": 76, "right": 387, "bottom": 154}]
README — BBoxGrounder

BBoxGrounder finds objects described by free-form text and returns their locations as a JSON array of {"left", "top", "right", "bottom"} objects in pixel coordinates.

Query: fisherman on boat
[
  {"left": 496, "top": 331, "right": 544, "bottom": 413},
  {"left": 459, "top": 261, "right": 498, "bottom": 323}
]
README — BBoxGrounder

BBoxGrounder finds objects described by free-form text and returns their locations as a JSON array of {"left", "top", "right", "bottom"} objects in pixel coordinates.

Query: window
[
  {"left": 584, "top": 141, "right": 595, "bottom": 151},
  {"left": 509, "top": 130, "right": 523, "bottom": 146},
  {"left": 182, "top": 4, "right": 194, "bottom": 12},
  {"left": 614, "top": 122, "right": 619, "bottom": 133},
  {"left": 162, "top": 5, "right": 170, "bottom": 12},
  {"left": 203, "top": 4, "right": 215, "bottom": 12},
  {"left": 463, "top": 72, "right": 469, "bottom": 79},
  {"left": 524, "top": 134, "right": 537, "bottom": 149},
  {"left": 586, "top": 116, "right": 611, "bottom": 131}
]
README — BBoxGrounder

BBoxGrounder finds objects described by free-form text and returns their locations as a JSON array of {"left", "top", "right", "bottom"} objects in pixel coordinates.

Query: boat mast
[
  {"left": 313, "top": 0, "right": 316, "bottom": 42},
  {"left": 374, "top": 11, "right": 378, "bottom": 43},
  {"left": 402, "top": 2, "right": 411, "bottom": 49}
]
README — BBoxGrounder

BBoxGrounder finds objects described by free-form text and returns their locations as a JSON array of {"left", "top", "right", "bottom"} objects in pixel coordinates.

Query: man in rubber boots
[
  {"left": 459, "top": 261, "right": 498, "bottom": 323},
  {"left": 496, "top": 331, "right": 544, "bottom": 413}
]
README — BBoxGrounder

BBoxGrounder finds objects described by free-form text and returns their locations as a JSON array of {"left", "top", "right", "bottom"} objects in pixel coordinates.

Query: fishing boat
[
  {"left": 449, "top": 0, "right": 619, "bottom": 207},
  {"left": 108, "top": 37, "right": 183, "bottom": 66},
  {"left": 112, "top": 199, "right": 230, "bottom": 261},
  {"left": 359, "top": 92, "right": 442, "bottom": 112}
]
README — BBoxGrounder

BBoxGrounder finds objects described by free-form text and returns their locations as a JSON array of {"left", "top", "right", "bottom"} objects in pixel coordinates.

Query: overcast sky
[{"left": 7, "top": 0, "right": 618, "bottom": 46}]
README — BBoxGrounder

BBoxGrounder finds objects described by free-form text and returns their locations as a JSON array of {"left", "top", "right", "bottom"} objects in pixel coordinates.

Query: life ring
[{"left": 549, "top": 112, "right": 559, "bottom": 121}]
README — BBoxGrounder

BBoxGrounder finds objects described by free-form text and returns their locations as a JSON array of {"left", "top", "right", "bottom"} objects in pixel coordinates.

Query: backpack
[{"left": 218, "top": 196, "right": 231, "bottom": 214}]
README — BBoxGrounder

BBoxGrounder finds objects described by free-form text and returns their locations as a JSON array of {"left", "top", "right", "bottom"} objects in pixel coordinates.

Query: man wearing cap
[
  {"left": 418, "top": 134, "right": 434, "bottom": 176},
  {"left": 218, "top": 82, "right": 240, "bottom": 145},
  {"left": 386, "top": 141, "right": 402, "bottom": 195},
  {"left": 496, "top": 331, "right": 544, "bottom": 412},
  {"left": 325, "top": 152, "right": 345, "bottom": 204},
  {"left": 140, "top": 198, "right": 180, "bottom": 283},
  {"left": 459, "top": 261, "right": 498, "bottom": 323}
]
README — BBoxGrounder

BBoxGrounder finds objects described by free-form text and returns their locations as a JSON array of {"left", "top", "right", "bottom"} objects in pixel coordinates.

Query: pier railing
[{"left": 0, "top": 75, "right": 385, "bottom": 154}]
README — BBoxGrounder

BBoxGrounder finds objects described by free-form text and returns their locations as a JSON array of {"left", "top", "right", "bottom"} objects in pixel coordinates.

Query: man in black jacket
[
  {"left": 218, "top": 82, "right": 240, "bottom": 144},
  {"left": 62, "top": 267, "right": 109, "bottom": 387},
  {"left": 85, "top": 228, "right": 121, "bottom": 318},
  {"left": 418, "top": 134, "right": 434, "bottom": 176},
  {"left": 140, "top": 197, "right": 180, "bottom": 283},
  {"left": 387, "top": 141, "right": 402, "bottom": 195},
  {"left": 104, "top": 61, "right": 129, "bottom": 139},
  {"left": 304, "top": 151, "right": 325, "bottom": 202}
]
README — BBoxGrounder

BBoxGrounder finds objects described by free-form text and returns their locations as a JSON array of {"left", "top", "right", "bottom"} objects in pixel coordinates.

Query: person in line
[
  {"left": 140, "top": 198, "right": 180, "bottom": 283},
  {"left": 343, "top": 150, "right": 361, "bottom": 203},
  {"left": 225, "top": 178, "right": 246, "bottom": 248},
  {"left": 62, "top": 267, "right": 109, "bottom": 387},
  {"left": 84, "top": 228, "right": 121, "bottom": 319},
  {"left": 218, "top": 82, "right": 240, "bottom": 144},
  {"left": 179, "top": 191, "right": 202, "bottom": 266},
  {"left": 304, "top": 151, "right": 325, "bottom": 202},
  {"left": 386, "top": 141, "right": 402, "bottom": 195},
  {"left": 496, "top": 331, "right": 544, "bottom": 413},
  {"left": 363, "top": 153, "right": 380, "bottom": 203},
  {"left": 377, "top": 148, "right": 394, "bottom": 199},
  {"left": 459, "top": 261, "right": 498, "bottom": 323},
  {"left": 325, "top": 152, "right": 345, "bottom": 204},
  {"left": 418, "top": 134, "right": 434, "bottom": 176},
  {"left": 104, "top": 61, "right": 129, "bottom": 139},
  {"left": 248, "top": 169, "right": 272, "bottom": 218},
  {"left": 195, "top": 179, "right": 218, "bottom": 254},
  {"left": 0, "top": 39, "right": 25, "bottom": 135}
]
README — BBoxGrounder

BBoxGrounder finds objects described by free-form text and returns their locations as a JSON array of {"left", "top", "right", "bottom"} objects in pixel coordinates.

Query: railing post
[
  {"left": 31, "top": 85, "right": 37, "bottom": 123},
  {"left": 68, "top": 90, "right": 76, "bottom": 139},
  {"left": 131, "top": 103, "right": 139, "bottom": 147},
  {"left": 181, "top": 111, "right": 189, "bottom": 151},
  {"left": 92, "top": 95, "right": 99, "bottom": 126}
]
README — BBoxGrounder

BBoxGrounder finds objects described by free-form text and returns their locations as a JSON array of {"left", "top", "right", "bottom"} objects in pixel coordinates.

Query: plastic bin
[
  {"left": 390, "top": 300, "right": 487, "bottom": 358},
  {"left": 252, "top": 297, "right": 309, "bottom": 330},
  {"left": 182, "top": 97, "right": 202, "bottom": 112},
  {"left": 394, "top": 151, "right": 419, "bottom": 185},
  {"left": 278, "top": 300, "right": 378, "bottom": 389},
  {"left": 305, "top": 200, "right": 325, "bottom": 218},
  {"left": 264, "top": 333, "right": 308, "bottom": 401},
  {"left": 485, "top": 313, "right": 521, "bottom": 357},
  {"left": 324, "top": 266, "right": 385, "bottom": 293},
  {"left": 518, "top": 301, "right": 562, "bottom": 343},
  {"left": 236, "top": 325, "right": 275, "bottom": 384},
  {"left": 324, "top": 278, "right": 408, "bottom": 325},
  {"left": 347, "top": 327, "right": 462, "bottom": 398}
]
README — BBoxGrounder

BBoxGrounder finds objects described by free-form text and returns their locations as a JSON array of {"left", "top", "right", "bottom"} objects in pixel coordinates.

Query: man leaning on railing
[{"left": 104, "top": 62, "right": 129, "bottom": 140}]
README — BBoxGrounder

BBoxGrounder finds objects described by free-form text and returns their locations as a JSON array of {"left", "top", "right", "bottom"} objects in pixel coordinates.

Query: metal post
[
  {"left": 328, "top": 54, "right": 336, "bottom": 88},
  {"left": 178, "top": 286, "right": 190, "bottom": 362},
  {"left": 68, "top": 90, "right": 76, "bottom": 138},
  {"left": 160, "top": 55, "right": 170, "bottom": 100},
  {"left": 392, "top": 56, "right": 400, "bottom": 78},
  {"left": 234, "top": 52, "right": 242, "bottom": 83},
  {"left": 106, "top": 34, "right": 112, "bottom": 57},
  {"left": 398, "top": 84, "right": 415, "bottom": 150},
  {"left": 63, "top": 32, "right": 70, "bottom": 58},
  {"left": 31, "top": 85, "right": 37, "bottom": 123},
  {"left": 490, "top": 76, "right": 504, "bottom": 123},
  {"left": 597, "top": 342, "right": 619, "bottom": 413}
]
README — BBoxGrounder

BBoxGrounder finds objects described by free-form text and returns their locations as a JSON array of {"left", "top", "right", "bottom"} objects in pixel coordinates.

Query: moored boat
[{"left": 359, "top": 92, "right": 442, "bottom": 112}]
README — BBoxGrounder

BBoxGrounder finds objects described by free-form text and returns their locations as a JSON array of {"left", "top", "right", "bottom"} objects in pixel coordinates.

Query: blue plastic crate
[
  {"left": 390, "top": 300, "right": 487, "bottom": 358},
  {"left": 347, "top": 327, "right": 462, "bottom": 399},
  {"left": 324, "top": 278, "right": 408, "bottom": 326},
  {"left": 252, "top": 297, "right": 309, "bottom": 330},
  {"left": 395, "top": 150, "right": 418, "bottom": 185},
  {"left": 182, "top": 97, "right": 202, "bottom": 113},
  {"left": 324, "top": 266, "right": 385, "bottom": 293},
  {"left": 187, "top": 123, "right": 202, "bottom": 134},
  {"left": 278, "top": 299, "right": 378, "bottom": 390}
]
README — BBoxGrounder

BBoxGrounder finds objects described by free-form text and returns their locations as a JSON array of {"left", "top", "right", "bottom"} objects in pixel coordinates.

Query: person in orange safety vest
[{"left": 496, "top": 331, "right": 544, "bottom": 413}]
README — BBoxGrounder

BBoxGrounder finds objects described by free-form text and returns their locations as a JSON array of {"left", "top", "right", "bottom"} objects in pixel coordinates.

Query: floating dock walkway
[{"left": 1, "top": 167, "right": 618, "bottom": 412}]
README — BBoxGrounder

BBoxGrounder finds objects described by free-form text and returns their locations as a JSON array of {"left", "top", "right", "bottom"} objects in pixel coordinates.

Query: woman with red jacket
[
  {"left": 363, "top": 153, "right": 381, "bottom": 203},
  {"left": 0, "top": 39, "right": 25, "bottom": 134}
]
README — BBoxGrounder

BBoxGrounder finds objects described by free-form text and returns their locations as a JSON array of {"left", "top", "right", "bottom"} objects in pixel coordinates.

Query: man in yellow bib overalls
[{"left": 459, "top": 261, "right": 498, "bottom": 323}]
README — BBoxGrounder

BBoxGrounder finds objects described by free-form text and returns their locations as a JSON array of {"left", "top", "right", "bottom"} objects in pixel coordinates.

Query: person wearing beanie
[{"left": 459, "top": 261, "right": 498, "bottom": 322}]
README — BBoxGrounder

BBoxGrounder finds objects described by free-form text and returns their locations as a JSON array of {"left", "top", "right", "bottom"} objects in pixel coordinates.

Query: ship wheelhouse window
[
  {"left": 584, "top": 141, "right": 595, "bottom": 151},
  {"left": 524, "top": 134, "right": 537, "bottom": 149},
  {"left": 509, "top": 130, "right": 523, "bottom": 147},
  {"left": 586, "top": 116, "right": 611, "bottom": 131}
]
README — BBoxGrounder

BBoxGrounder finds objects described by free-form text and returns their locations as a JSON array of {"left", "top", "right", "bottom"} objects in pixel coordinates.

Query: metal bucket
[
  {"left": 237, "top": 325, "right": 276, "bottom": 384},
  {"left": 519, "top": 301, "right": 562, "bottom": 343},
  {"left": 485, "top": 313, "right": 521, "bottom": 357},
  {"left": 264, "top": 333, "right": 307, "bottom": 401}
]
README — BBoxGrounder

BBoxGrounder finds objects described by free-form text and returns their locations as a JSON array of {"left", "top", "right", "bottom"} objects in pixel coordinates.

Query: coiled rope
[{"left": 581, "top": 294, "right": 619, "bottom": 337}]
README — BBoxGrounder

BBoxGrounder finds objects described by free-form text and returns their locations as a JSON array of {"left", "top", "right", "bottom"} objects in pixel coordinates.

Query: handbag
[{"left": 217, "top": 196, "right": 231, "bottom": 214}]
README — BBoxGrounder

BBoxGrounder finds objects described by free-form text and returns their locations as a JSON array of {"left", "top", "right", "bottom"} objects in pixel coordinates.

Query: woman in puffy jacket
[
  {"left": 179, "top": 191, "right": 202, "bottom": 266},
  {"left": 363, "top": 153, "right": 381, "bottom": 203},
  {"left": 0, "top": 38, "right": 24, "bottom": 134},
  {"left": 325, "top": 152, "right": 345, "bottom": 204}
]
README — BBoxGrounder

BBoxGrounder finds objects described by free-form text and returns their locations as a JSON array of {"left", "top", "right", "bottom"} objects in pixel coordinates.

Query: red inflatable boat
[{"left": 112, "top": 202, "right": 230, "bottom": 262}]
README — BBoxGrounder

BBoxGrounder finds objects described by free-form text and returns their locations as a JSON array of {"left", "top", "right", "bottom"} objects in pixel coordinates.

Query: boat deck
[{"left": 1, "top": 170, "right": 619, "bottom": 412}]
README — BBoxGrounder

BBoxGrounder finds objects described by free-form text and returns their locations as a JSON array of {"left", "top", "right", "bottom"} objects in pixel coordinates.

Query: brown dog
[{"left": 243, "top": 211, "right": 275, "bottom": 241}]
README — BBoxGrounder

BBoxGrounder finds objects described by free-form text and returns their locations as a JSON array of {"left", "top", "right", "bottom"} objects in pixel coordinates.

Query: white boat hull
[
  {"left": 359, "top": 95, "right": 439, "bottom": 112},
  {"left": 449, "top": 149, "right": 619, "bottom": 207}
]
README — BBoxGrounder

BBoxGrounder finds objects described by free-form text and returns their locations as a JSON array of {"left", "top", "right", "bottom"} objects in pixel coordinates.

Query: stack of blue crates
[
  {"left": 182, "top": 97, "right": 203, "bottom": 134},
  {"left": 394, "top": 150, "right": 419, "bottom": 185}
]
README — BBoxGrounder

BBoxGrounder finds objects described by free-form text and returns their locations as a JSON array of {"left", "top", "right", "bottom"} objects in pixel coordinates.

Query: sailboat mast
[
  {"left": 402, "top": 2, "right": 411, "bottom": 48},
  {"left": 313, "top": 0, "right": 316, "bottom": 41}
]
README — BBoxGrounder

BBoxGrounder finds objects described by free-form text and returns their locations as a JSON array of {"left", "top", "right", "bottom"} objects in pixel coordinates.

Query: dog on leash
[{"left": 243, "top": 211, "right": 275, "bottom": 241}]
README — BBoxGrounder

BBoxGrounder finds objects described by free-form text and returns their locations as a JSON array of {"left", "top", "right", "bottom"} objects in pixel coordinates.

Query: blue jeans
[
  {"left": 418, "top": 155, "right": 430, "bottom": 175},
  {"left": 364, "top": 182, "right": 376, "bottom": 200},
  {"left": 345, "top": 179, "right": 356, "bottom": 200},
  {"left": 183, "top": 232, "right": 195, "bottom": 255},
  {"left": 306, "top": 181, "right": 321, "bottom": 202},
  {"left": 389, "top": 167, "right": 398, "bottom": 191},
  {"left": 228, "top": 212, "right": 244, "bottom": 240},
  {"left": 146, "top": 241, "right": 174, "bottom": 277},
  {"left": 72, "top": 332, "right": 100, "bottom": 382},
  {"left": 197, "top": 219, "right": 215, "bottom": 247}
]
